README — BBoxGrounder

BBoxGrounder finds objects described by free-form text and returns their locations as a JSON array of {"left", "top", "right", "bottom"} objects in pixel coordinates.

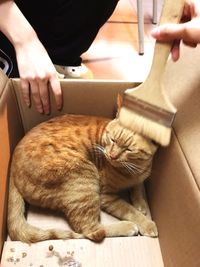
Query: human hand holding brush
[
  {"left": 151, "top": 0, "right": 200, "bottom": 61},
  {"left": 118, "top": 0, "right": 185, "bottom": 147}
]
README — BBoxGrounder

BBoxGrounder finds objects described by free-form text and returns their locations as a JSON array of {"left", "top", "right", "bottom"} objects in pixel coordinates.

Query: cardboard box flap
[{"left": 163, "top": 45, "right": 200, "bottom": 190}]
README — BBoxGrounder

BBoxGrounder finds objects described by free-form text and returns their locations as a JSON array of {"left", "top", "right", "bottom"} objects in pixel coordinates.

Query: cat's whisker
[
  {"left": 93, "top": 145, "right": 120, "bottom": 163},
  {"left": 92, "top": 144, "right": 104, "bottom": 153},
  {"left": 121, "top": 162, "right": 144, "bottom": 175},
  {"left": 92, "top": 145, "right": 104, "bottom": 155},
  {"left": 92, "top": 149, "right": 102, "bottom": 154},
  {"left": 124, "top": 164, "right": 139, "bottom": 175},
  {"left": 121, "top": 162, "right": 136, "bottom": 175},
  {"left": 104, "top": 153, "right": 110, "bottom": 161},
  {"left": 128, "top": 162, "right": 144, "bottom": 172},
  {"left": 92, "top": 144, "right": 107, "bottom": 163}
]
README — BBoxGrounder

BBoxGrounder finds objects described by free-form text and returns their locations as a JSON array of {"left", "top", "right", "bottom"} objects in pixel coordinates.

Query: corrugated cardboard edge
[{"left": 0, "top": 75, "right": 24, "bottom": 255}]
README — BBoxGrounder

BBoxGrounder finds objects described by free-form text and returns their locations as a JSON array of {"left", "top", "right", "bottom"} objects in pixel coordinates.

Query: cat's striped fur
[{"left": 8, "top": 114, "right": 158, "bottom": 243}]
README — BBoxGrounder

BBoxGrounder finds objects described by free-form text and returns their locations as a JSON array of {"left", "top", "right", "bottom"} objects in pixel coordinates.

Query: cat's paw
[
  {"left": 138, "top": 219, "right": 158, "bottom": 237},
  {"left": 119, "top": 221, "right": 139, "bottom": 236},
  {"left": 132, "top": 199, "right": 149, "bottom": 216}
]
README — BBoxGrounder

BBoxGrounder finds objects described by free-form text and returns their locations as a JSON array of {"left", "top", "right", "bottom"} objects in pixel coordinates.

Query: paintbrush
[{"left": 118, "top": 0, "right": 185, "bottom": 146}]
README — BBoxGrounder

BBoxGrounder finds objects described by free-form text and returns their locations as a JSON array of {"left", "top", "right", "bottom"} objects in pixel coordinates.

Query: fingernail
[
  {"left": 25, "top": 101, "right": 30, "bottom": 107},
  {"left": 57, "top": 105, "right": 62, "bottom": 111},
  {"left": 57, "top": 102, "right": 63, "bottom": 111},
  {"left": 38, "top": 108, "right": 43, "bottom": 114}
]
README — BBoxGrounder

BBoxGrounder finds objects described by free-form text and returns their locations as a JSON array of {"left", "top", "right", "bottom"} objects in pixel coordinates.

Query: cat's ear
[{"left": 116, "top": 94, "right": 123, "bottom": 118}]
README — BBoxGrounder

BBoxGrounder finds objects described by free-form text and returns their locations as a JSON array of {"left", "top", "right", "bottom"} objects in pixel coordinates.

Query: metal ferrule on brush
[{"left": 122, "top": 93, "right": 176, "bottom": 128}]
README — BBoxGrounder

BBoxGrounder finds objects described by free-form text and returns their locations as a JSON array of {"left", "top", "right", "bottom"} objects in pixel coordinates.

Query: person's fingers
[
  {"left": 181, "top": 2, "right": 192, "bottom": 22},
  {"left": 21, "top": 75, "right": 62, "bottom": 113},
  {"left": 29, "top": 80, "right": 43, "bottom": 113},
  {"left": 182, "top": 40, "right": 197, "bottom": 47},
  {"left": 20, "top": 79, "right": 30, "bottom": 107},
  {"left": 38, "top": 79, "right": 50, "bottom": 115},
  {"left": 171, "top": 40, "right": 181, "bottom": 62},
  {"left": 151, "top": 23, "right": 186, "bottom": 41},
  {"left": 49, "top": 75, "right": 62, "bottom": 110}
]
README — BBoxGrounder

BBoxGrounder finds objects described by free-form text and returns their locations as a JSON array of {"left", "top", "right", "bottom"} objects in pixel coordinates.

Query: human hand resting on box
[
  {"left": 15, "top": 35, "right": 63, "bottom": 114},
  {"left": 151, "top": 0, "right": 200, "bottom": 61},
  {"left": 0, "top": 0, "right": 63, "bottom": 114}
]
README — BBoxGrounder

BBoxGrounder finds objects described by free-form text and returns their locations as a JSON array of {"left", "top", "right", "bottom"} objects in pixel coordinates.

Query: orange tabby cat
[{"left": 8, "top": 114, "right": 158, "bottom": 243}]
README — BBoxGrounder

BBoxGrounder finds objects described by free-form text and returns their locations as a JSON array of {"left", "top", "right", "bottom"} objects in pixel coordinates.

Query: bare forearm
[{"left": 0, "top": 0, "right": 37, "bottom": 48}]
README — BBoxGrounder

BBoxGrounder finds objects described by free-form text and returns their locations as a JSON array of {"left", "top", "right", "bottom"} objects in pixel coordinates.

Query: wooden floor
[{"left": 82, "top": 0, "right": 163, "bottom": 81}]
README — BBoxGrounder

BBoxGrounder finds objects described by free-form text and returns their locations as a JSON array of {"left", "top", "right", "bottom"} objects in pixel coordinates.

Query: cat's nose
[{"left": 110, "top": 153, "right": 118, "bottom": 160}]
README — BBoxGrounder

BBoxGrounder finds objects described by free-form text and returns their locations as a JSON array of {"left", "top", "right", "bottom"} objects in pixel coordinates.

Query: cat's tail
[{"left": 7, "top": 177, "right": 83, "bottom": 243}]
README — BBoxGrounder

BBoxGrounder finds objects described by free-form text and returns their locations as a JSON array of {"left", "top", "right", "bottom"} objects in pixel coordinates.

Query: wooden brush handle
[
  {"left": 147, "top": 0, "right": 185, "bottom": 84},
  {"left": 124, "top": 0, "right": 185, "bottom": 109}
]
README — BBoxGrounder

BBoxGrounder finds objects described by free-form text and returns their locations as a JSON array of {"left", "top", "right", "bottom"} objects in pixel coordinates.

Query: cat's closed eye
[
  {"left": 125, "top": 147, "right": 132, "bottom": 152},
  {"left": 110, "top": 137, "right": 115, "bottom": 142}
]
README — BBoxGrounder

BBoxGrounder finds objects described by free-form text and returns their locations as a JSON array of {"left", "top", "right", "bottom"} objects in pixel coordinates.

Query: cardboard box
[{"left": 0, "top": 45, "right": 200, "bottom": 267}]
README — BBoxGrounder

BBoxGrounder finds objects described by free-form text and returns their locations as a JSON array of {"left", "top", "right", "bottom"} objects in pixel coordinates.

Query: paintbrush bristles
[{"left": 119, "top": 107, "right": 171, "bottom": 146}]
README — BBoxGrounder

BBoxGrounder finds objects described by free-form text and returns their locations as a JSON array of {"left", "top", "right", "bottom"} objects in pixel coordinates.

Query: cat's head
[{"left": 102, "top": 118, "right": 157, "bottom": 169}]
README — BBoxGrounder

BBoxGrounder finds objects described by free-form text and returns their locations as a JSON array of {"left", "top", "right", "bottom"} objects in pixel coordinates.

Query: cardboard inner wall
[
  {"left": 12, "top": 79, "right": 140, "bottom": 132},
  {"left": 164, "top": 46, "right": 200, "bottom": 189}
]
